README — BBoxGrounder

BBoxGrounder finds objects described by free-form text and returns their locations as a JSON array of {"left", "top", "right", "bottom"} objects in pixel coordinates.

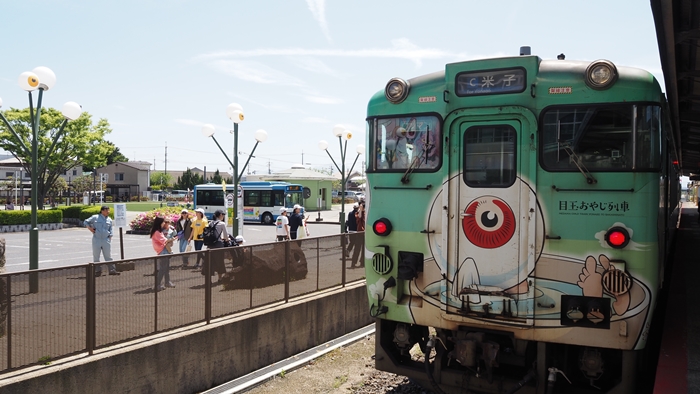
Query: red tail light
[
  {"left": 604, "top": 227, "right": 630, "bottom": 249},
  {"left": 373, "top": 218, "right": 392, "bottom": 236}
]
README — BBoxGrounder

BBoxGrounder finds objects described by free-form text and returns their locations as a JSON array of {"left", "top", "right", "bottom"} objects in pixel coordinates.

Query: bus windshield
[{"left": 286, "top": 192, "right": 304, "bottom": 208}]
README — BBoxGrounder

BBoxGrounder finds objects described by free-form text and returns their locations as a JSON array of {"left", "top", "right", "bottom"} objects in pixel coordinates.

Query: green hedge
[
  {"left": 54, "top": 205, "right": 85, "bottom": 219},
  {"left": 0, "top": 210, "right": 62, "bottom": 225},
  {"left": 0, "top": 205, "right": 114, "bottom": 226}
]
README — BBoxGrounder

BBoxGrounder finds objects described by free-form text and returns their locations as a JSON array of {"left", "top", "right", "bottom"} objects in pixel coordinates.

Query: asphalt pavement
[{"left": 0, "top": 204, "right": 353, "bottom": 273}]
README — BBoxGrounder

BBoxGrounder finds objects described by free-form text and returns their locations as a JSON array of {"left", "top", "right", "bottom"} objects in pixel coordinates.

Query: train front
[{"left": 363, "top": 55, "right": 675, "bottom": 393}]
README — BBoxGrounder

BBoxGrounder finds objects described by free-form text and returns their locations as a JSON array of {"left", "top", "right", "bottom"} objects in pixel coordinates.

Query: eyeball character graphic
[{"left": 462, "top": 196, "right": 516, "bottom": 248}]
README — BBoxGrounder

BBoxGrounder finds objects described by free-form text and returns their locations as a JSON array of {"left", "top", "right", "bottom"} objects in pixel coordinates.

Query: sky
[{"left": 0, "top": 1, "right": 666, "bottom": 179}]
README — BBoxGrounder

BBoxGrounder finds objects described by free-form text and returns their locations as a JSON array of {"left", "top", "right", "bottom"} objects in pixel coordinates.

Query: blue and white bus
[{"left": 193, "top": 181, "right": 304, "bottom": 225}]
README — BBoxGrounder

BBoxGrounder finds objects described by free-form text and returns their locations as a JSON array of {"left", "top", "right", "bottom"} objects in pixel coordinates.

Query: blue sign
[{"left": 456, "top": 68, "right": 526, "bottom": 96}]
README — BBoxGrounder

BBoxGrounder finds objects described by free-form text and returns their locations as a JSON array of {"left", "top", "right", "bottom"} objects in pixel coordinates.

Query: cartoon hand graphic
[
  {"left": 577, "top": 255, "right": 631, "bottom": 316},
  {"left": 577, "top": 256, "right": 603, "bottom": 297}
]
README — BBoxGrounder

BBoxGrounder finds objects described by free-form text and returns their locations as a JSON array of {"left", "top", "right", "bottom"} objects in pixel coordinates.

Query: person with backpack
[{"left": 202, "top": 209, "right": 228, "bottom": 282}]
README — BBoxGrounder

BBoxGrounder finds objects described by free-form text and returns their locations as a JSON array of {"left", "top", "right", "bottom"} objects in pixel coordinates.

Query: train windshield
[
  {"left": 541, "top": 104, "right": 662, "bottom": 171},
  {"left": 370, "top": 115, "right": 442, "bottom": 171}
]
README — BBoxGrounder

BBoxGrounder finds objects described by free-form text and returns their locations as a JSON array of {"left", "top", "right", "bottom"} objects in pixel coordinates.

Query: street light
[
  {"left": 0, "top": 67, "right": 82, "bottom": 290},
  {"left": 319, "top": 125, "right": 365, "bottom": 233},
  {"left": 201, "top": 103, "right": 267, "bottom": 237}
]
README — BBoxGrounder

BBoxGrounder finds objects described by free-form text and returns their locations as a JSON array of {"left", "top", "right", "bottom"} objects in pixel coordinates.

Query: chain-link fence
[{"left": 0, "top": 232, "right": 364, "bottom": 372}]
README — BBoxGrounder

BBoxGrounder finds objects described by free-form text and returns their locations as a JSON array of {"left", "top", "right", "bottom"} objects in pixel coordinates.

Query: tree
[
  {"left": 150, "top": 171, "right": 173, "bottom": 190},
  {"left": 175, "top": 168, "right": 204, "bottom": 190},
  {"left": 210, "top": 169, "right": 223, "bottom": 184},
  {"left": 82, "top": 141, "right": 129, "bottom": 172},
  {"left": 0, "top": 107, "right": 112, "bottom": 209},
  {"left": 0, "top": 176, "right": 15, "bottom": 204},
  {"left": 48, "top": 177, "right": 67, "bottom": 204},
  {"left": 71, "top": 174, "right": 102, "bottom": 196}
]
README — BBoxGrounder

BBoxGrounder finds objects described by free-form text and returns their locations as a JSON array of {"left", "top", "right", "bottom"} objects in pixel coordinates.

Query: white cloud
[
  {"left": 301, "top": 117, "right": 329, "bottom": 124},
  {"left": 302, "top": 93, "right": 343, "bottom": 104},
  {"left": 289, "top": 57, "right": 342, "bottom": 77},
  {"left": 174, "top": 118, "right": 207, "bottom": 127},
  {"left": 305, "top": 0, "right": 332, "bottom": 44},
  {"left": 192, "top": 38, "right": 470, "bottom": 67},
  {"left": 209, "top": 60, "right": 305, "bottom": 86}
]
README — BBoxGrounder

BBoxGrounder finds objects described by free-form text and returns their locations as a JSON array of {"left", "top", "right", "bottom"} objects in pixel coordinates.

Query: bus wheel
[{"left": 262, "top": 212, "right": 273, "bottom": 225}]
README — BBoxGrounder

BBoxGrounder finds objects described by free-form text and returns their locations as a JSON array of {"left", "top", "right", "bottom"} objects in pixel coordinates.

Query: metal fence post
[
  {"left": 284, "top": 240, "right": 290, "bottom": 302},
  {"left": 86, "top": 264, "right": 95, "bottom": 355},
  {"left": 341, "top": 233, "right": 347, "bottom": 287},
  {"left": 6, "top": 275, "right": 11, "bottom": 369},
  {"left": 205, "top": 250, "right": 211, "bottom": 324},
  {"left": 154, "top": 258, "right": 158, "bottom": 333},
  {"left": 248, "top": 247, "right": 253, "bottom": 309},
  {"left": 316, "top": 238, "right": 320, "bottom": 291}
]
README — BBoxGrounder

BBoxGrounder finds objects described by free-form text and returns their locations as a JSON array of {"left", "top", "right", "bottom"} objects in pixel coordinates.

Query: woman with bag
[
  {"left": 176, "top": 209, "right": 193, "bottom": 267},
  {"left": 188, "top": 208, "right": 208, "bottom": 269},
  {"left": 150, "top": 216, "right": 175, "bottom": 291}
]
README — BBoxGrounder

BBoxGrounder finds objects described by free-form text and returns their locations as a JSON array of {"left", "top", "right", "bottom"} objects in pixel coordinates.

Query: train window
[
  {"left": 463, "top": 125, "right": 516, "bottom": 187},
  {"left": 540, "top": 104, "right": 662, "bottom": 171},
  {"left": 370, "top": 115, "right": 442, "bottom": 172}
]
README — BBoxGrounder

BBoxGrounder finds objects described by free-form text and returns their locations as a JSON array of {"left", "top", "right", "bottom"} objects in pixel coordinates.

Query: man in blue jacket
[{"left": 84, "top": 205, "right": 118, "bottom": 276}]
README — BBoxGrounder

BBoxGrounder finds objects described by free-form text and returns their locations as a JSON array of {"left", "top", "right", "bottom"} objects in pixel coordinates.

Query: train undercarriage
[{"left": 375, "top": 319, "right": 640, "bottom": 394}]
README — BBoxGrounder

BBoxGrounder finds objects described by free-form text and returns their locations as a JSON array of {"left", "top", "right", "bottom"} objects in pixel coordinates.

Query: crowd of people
[{"left": 85, "top": 200, "right": 362, "bottom": 291}]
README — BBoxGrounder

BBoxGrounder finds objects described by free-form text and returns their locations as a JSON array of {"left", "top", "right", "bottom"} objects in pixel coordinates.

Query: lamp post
[
  {"left": 201, "top": 103, "right": 267, "bottom": 237},
  {"left": 0, "top": 67, "right": 82, "bottom": 291},
  {"left": 319, "top": 125, "right": 365, "bottom": 233}
]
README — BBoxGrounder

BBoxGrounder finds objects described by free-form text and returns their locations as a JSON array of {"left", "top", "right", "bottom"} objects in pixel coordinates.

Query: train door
[{"left": 446, "top": 114, "right": 536, "bottom": 324}]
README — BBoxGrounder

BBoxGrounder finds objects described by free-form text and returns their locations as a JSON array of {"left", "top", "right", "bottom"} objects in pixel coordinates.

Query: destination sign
[
  {"left": 456, "top": 68, "right": 526, "bottom": 96},
  {"left": 287, "top": 185, "right": 302, "bottom": 191}
]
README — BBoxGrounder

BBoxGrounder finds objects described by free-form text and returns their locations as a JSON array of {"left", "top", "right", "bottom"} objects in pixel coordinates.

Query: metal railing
[{"left": 0, "top": 232, "right": 365, "bottom": 372}]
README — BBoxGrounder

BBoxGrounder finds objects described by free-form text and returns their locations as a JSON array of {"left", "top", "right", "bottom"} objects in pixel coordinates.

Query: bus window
[
  {"left": 245, "top": 191, "right": 260, "bottom": 206},
  {"left": 286, "top": 192, "right": 304, "bottom": 208},
  {"left": 371, "top": 115, "right": 442, "bottom": 171},
  {"left": 273, "top": 191, "right": 284, "bottom": 207}
]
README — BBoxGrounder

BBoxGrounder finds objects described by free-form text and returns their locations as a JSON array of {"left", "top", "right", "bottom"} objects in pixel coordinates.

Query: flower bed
[{"left": 129, "top": 207, "right": 183, "bottom": 233}]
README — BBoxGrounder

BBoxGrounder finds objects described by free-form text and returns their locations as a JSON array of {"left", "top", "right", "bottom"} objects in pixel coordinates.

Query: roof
[
  {"left": 652, "top": 0, "right": 700, "bottom": 175},
  {"left": 261, "top": 167, "right": 335, "bottom": 181}
]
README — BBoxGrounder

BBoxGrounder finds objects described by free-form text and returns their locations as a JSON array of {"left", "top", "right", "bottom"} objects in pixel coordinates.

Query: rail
[{"left": 0, "top": 232, "right": 365, "bottom": 372}]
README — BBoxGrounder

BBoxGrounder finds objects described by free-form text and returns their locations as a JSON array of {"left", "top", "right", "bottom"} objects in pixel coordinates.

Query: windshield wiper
[
  {"left": 401, "top": 126, "right": 433, "bottom": 184},
  {"left": 561, "top": 142, "right": 597, "bottom": 184}
]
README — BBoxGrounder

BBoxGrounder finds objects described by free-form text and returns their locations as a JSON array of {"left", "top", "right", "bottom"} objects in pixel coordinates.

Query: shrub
[
  {"left": 105, "top": 196, "right": 113, "bottom": 202},
  {"left": 140, "top": 196, "right": 149, "bottom": 202},
  {"left": 80, "top": 206, "right": 115, "bottom": 221},
  {"left": 54, "top": 205, "right": 85, "bottom": 219},
  {"left": 0, "top": 210, "right": 62, "bottom": 225},
  {"left": 129, "top": 207, "right": 181, "bottom": 232}
]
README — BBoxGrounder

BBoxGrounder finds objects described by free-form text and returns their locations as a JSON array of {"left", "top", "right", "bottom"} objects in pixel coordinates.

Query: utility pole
[
  {"left": 164, "top": 141, "right": 168, "bottom": 179},
  {"left": 268, "top": 160, "right": 271, "bottom": 174}
]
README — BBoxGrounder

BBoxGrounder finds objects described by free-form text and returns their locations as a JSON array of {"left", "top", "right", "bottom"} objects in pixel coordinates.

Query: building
[
  {"left": 94, "top": 161, "right": 151, "bottom": 201},
  {"left": 247, "top": 166, "right": 336, "bottom": 210},
  {"left": 0, "top": 155, "right": 83, "bottom": 205}
]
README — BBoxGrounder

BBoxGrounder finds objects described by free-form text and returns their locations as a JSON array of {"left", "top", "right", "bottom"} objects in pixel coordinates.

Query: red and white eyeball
[{"left": 462, "top": 197, "right": 516, "bottom": 249}]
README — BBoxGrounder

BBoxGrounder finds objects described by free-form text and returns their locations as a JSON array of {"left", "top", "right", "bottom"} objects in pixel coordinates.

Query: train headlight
[
  {"left": 585, "top": 60, "right": 618, "bottom": 90},
  {"left": 373, "top": 218, "right": 393, "bottom": 236},
  {"left": 384, "top": 78, "right": 410, "bottom": 104},
  {"left": 604, "top": 226, "right": 630, "bottom": 249}
]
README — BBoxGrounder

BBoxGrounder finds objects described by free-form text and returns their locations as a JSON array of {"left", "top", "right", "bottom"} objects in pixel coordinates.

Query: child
[{"left": 163, "top": 218, "right": 176, "bottom": 253}]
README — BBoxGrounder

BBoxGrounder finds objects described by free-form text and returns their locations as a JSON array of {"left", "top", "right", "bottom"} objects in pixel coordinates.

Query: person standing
[
  {"left": 150, "top": 216, "right": 175, "bottom": 291},
  {"left": 85, "top": 205, "right": 118, "bottom": 276},
  {"left": 350, "top": 201, "right": 366, "bottom": 268},
  {"left": 289, "top": 205, "right": 304, "bottom": 240},
  {"left": 275, "top": 208, "right": 290, "bottom": 241},
  {"left": 204, "top": 209, "right": 229, "bottom": 282},
  {"left": 176, "top": 209, "right": 193, "bottom": 266},
  {"left": 346, "top": 203, "right": 359, "bottom": 258},
  {"left": 189, "top": 208, "right": 208, "bottom": 269}
]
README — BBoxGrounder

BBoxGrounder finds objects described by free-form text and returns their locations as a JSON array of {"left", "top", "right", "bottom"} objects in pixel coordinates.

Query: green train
[{"left": 363, "top": 49, "right": 681, "bottom": 393}]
